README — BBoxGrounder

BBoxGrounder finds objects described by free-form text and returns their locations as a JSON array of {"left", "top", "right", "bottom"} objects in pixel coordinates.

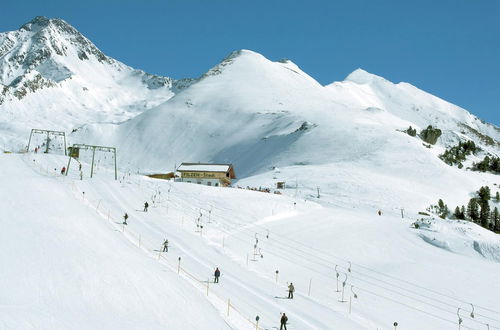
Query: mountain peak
[
  {"left": 345, "top": 68, "right": 388, "bottom": 85},
  {"left": 20, "top": 16, "right": 75, "bottom": 34},
  {"left": 20, "top": 16, "right": 51, "bottom": 30},
  {"left": 0, "top": 16, "right": 114, "bottom": 85}
]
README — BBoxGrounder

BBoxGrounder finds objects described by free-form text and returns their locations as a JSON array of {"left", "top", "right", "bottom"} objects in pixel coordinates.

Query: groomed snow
[{"left": 2, "top": 152, "right": 500, "bottom": 330}]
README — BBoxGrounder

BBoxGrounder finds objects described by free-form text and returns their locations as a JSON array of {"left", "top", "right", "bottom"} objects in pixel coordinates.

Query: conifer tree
[
  {"left": 437, "top": 199, "right": 449, "bottom": 219},
  {"left": 478, "top": 186, "right": 491, "bottom": 202},
  {"left": 493, "top": 207, "right": 500, "bottom": 231},
  {"left": 476, "top": 186, "right": 491, "bottom": 228},
  {"left": 454, "top": 206, "right": 461, "bottom": 219},
  {"left": 467, "top": 198, "right": 480, "bottom": 222},
  {"left": 496, "top": 191, "right": 499, "bottom": 202},
  {"left": 480, "top": 202, "right": 490, "bottom": 228}
]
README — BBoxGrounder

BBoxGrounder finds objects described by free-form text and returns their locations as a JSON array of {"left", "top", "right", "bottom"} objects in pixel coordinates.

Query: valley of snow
[{"left": 1, "top": 17, "right": 500, "bottom": 330}]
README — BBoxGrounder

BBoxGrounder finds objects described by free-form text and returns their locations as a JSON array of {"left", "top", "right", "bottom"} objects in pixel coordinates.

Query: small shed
[{"left": 177, "top": 163, "right": 236, "bottom": 187}]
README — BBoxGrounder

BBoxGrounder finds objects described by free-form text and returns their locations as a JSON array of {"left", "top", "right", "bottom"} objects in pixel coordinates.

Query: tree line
[{"left": 442, "top": 186, "right": 500, "bottom": 232}]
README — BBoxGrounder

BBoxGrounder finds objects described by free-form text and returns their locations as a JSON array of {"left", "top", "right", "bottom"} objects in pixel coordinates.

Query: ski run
[{"left": 1, "top": 152, "right": 500, "bottom": 330}]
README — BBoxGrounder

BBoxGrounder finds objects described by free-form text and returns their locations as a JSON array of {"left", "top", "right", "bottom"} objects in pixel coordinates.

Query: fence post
[
  {"left": 177, "top": 257, "right": 181, "bottom": 274},
  {"left": 227, "top": 299, "right": 230, "bottom": 316}
]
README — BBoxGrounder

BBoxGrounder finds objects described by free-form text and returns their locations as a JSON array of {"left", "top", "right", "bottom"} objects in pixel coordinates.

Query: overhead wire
[{"left": 136, "top": 176, "right": 500, "bottom": 328}]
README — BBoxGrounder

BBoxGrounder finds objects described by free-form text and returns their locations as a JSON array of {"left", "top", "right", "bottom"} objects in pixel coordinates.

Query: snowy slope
[
  {"left": 1, "top": 16, "right": 500, "bottom": 330},
  {"left": 0, "top": 16, "right": 181, "bottom": 150},
  {"left": 0, "top": 153, "right": 232, "bottom": 330},
  {"left": 326, "top": 68, "right": 500, "bottom": 151},
  {"left": 71, "top": 49, "right": 498, "bottom": 213},
  {"left": 2, "top": 152, "right": 500, "bottom": 330}
]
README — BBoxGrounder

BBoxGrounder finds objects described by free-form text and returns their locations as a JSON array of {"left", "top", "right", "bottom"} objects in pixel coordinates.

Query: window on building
[
  {"left": 215, "top": 182, "right": 219, "bottom": 187},
  {"left": 207, "top": 182, "right": 212, "bottom": 186},
  {"left": 197, "top": 181, "right": 201, "bottom": 184}
]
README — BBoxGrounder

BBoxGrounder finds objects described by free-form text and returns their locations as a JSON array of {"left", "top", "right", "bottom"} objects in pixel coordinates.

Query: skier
[
  {"left": 288, "top": 283, "right": 295, "bottom": 299},
  {"left": 280, "top": 313, "right": 288, "bottom": 330},
  {"left": 79, "top": 171, "right": 83, "bottom": 180},
  {"left": 61, "top": 167, "right": 66, "bottom": 175},
  {"left": 162, "top": 239, "right": 169, "bottom": 252},
  {"left": 378, "top": 210, "right": 382, "bottom": 216},
  {"left": 214, "top": 267, "right": 221, "bottom": 283},
  {"left": 144, "top": 201, "right": 149, "bottom": 212},
  {"left": 78, "top": 163, "right": 82, "bottom": 171},
  {"left": 123, "top": 212, "right": 129, "bottom": 225}
]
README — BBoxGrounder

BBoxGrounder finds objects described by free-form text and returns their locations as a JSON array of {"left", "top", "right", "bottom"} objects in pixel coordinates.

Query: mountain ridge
[{"left": 0, "top": 17, "right": 498, "bottom": 183}]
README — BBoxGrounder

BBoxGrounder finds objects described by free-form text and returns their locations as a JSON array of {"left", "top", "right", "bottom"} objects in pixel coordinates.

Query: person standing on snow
[
  {"left": 288, "top": 283, "right": 295, "bottom": 299},
  {"left": 378, "top": 210, "right": 382, "bottom": 216},
  {"left": 123, "top": 213, "right": 129, "bottom": 225},
  {"left": 61, "top": 167, "right": 66, "bottom": 175},
  {"left": 162, "top": 239, "right": 169, "bottom": 252},
  {"left": 214, "top": 267, "right": 221, "bottom": 283},
  {"left": 144, "top": 201, "right": 149, "bottom": 212},
  {"left": 280, "top": 313, "right": 288, "bottom": 330}
]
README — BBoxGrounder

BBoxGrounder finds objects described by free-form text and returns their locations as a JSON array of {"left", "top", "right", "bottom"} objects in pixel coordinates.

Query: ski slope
[
  {"left": 3, "top": 152, "right": 500, "bottom": 330},
  {"left": 1, "top": 17, "right": 500, "bottom": 330}
]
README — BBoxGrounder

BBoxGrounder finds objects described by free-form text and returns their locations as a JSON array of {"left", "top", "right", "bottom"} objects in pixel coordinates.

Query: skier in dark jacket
[
  {"left": 214, "top": 267, "right": 221, "bottom": 283},
  {"left": 144, "top": 202, "right": 149, "bottom": 212},
  {"left": 288, "top": 283, "right": 295, "bottom": 299},
  {"left": 280, "top": 313, "right": 288, "bottom": 330},
  {"left": 123, "top": 212, "right": 129, "bottom": 225},
  {"left": 61, "top": 167, "right": 66, "bottom": 175},
  {"left": 162, "top": 239, "right": 169, "bottom": 252}
]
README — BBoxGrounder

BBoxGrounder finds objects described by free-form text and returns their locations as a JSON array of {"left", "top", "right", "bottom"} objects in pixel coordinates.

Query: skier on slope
[
  {"left": 378, "top": 210, "right": 382, "bottom": 216},
  {"left": 144, "top": 201, "right": 149, "bottom": 212},
  {"left": 61, "top": 167, "right": 66, "bottom": 175},
  {"left": 214, "top": 267, "right": 221, "bottom": 283},
  {"left": 123, "top": 212, "right": 129, "bottom": 225},
  {"left": 288, "top": 283, "right": 295, "bottom": 299},
  {"left": 162, "top": 239, "right": 169, "bottom": 252},
  {"left": 280, "top": 313, "right": 288, "bottom": 330}
]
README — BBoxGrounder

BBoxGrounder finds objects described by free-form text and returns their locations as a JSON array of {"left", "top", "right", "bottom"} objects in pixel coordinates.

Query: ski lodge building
[{"left": 177, "top": 163, "right": 236, "bottom": 187}]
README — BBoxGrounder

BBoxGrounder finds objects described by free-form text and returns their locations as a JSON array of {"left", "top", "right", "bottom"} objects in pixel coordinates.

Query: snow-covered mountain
[
  {"left": 2, "top": 17, "right": 500, "bottom": 330},
  {"left": 71, "top": 48, "right": 498, "bottom": 174},
  {"left": 0, "top": 16, "right": 498, "bottom": 213},
  {"left": 0, "top": 16, "right": 189, "bottom": 150},
  {"left": 67, "top": 49, "right": 498, "bottom": 210}
]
